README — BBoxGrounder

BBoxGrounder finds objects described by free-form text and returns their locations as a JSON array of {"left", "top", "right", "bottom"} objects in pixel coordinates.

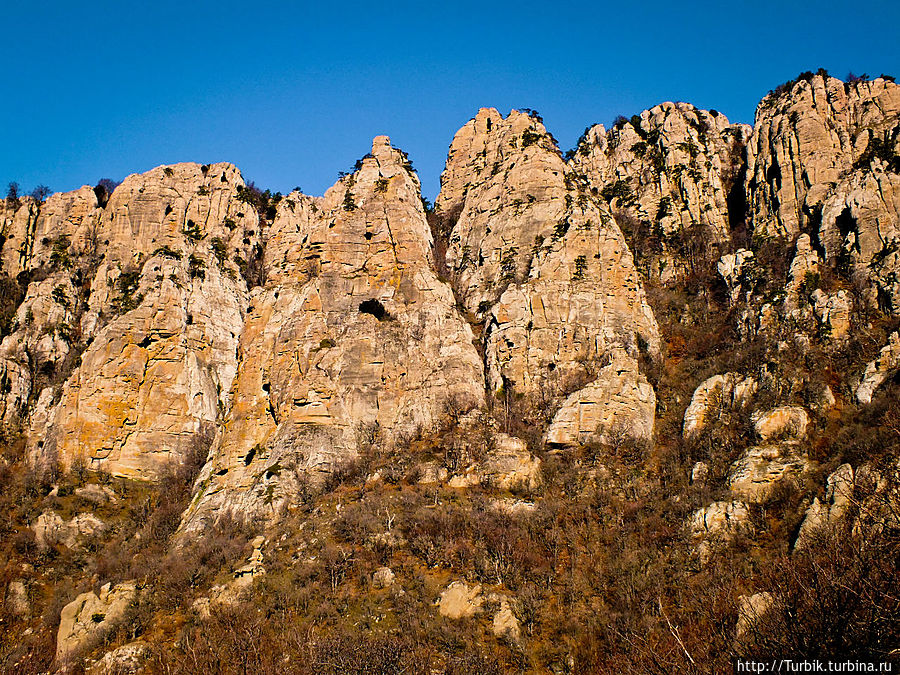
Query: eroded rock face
[
  {"left": 753, "top": 406, "right": 809, "bottom": 441},
  {"left": 181, "top": 137, "right": 485, "bottom": 530},
  {"left": 856, "top": 331, "right": 900, "bottom": 404},
  {"left": 571, "top": 103, "right": 750, "bottom": 281},
  {"left": 748, "top": 74, "right": 899, "bottom": 239},
  {"left": 683, "top": 373, "right": 757, "bottom": 439},
  {"left": 795, "top": 463, "right": 854, "bottom": 549},
  {"left": 29, "top": 163, "right": 260, "bottom": 479},
  {"left": 436, "top": 108, "right": 568, "bottom": 318},
  {"left": 546, "top": 349, "right": 655, "bottom": 447},
  {"left": 748, "top": 74, "right": 900, "bottom": 312},
  {"left": 690, "top": 500, "right": 751, "bottom": 560},
  {"left": 483, "top": 187, "right": 660, "bottom": 400},
  {"left": 728, "top": 444, "right": 810, "bottom": 503},
  {"left": 33, "top": 511, "right": 106, "bottom": 550},
  {"left": 1, "top": 196, "right": 40, "bottom": 276},
  {"left": 439, "top": 581, "right": 483, "bottom": 619},
  {"left": 437, "top": 108, "right": 659, "bottom": 442},
  {"left": 56, "top": 582, "right": 137, "bottom": 660}
]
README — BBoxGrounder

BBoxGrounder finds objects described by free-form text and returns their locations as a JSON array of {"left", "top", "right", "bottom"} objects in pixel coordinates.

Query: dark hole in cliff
[
  {"left": 221, "top": 173, "right": 227, "bottom": 182},
  {"left": 364, "top": 232, "right": 373, "bottom": 240},
  {"left": 138, "top": 335, "right": 152, "bottom": 348},
  {"left": 359, "top": 298, "right": 389, "bottom": 321},
  {"left": 201, "top": 164, "right": 209, "bottom": 174},
  {"left": 186, "top": 313, "right": 193, "bottom": 325},
  {"left": 244, "top": 447, "right": 256, "bottom": 466},
  {"left": 835, "top": 207, "right": 858, "bottom": 239},
  {"left": 262, "top": 383, "right": 270, "bottom": 393},
  {"left": 486, "top": 117, "right": 492, "bottom": 131},
  {"left": 164, "top": 205, "right": 172, "bottom": 216}
]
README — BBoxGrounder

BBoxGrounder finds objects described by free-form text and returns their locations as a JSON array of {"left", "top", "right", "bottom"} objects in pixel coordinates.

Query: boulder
[
  {"left": 728, "top": 445, "right": 810, "bottom": 502},
  {"left": 439, "top": 581, "right": 483, "bottom": 619},
  {"left": 752, "top": 406, "right": 809, "bottom": 441},
  {"left": 683, "top": 373, "right": 757, "bottom": 439},
  {"left": 56, "top": 582, "right": 138, "bottom": 660},
  {"left": 492, "top": 598, "right": 521, "bottom": 642}
]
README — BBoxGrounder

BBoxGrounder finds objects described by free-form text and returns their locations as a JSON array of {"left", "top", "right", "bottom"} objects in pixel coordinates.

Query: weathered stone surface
[
  {"left": 439, "top": 581, "right": 483, "bottom": 619},
  {"left": 29, "top": 163, "right": 260, "bottom": 479},
  {"left": 753, "top": 406, "right": 809, "bottom": 441},
  {"left": 718, "top": 249, "right": 755, "bottom": 305},
  {"left": 492, "top": 597, "right": 521, "bottom": 642},
  {"left": 481, "top": 433, "right": 541, "bottom": 490},
  {"left": 0, "top": 196, "right": 39, "bottom": 275},
  {"left": 571, "top": 103, "right": 749, "bottom": 282},
  {"left": 784, "top": 234, "right": 820, "bottom": 312},
  {"left": 735, "top": 592, "right": 775, "bottom": 644},
  {"left": 728, "top": 444, "right": 810, "bottom": 502},
  {"left": 181, "top": 137, "right": 485, "bottom": 530},
  {"left": 34, "top": 511, "right": 106, "bottom": 550},
  {"left": 690, "top": 500, "right": 751, "bottom": 560},
  {"left": 683, "top": 373, "right": 757, "bottom": 439},
  {"left": 856, "top": 331, "right": 900, "bottom": 404},
  {"left": 483, "top": 186, "right": 660, "bottom": 400},
  {"left": 691, "top": 500, "right": 751, "bottom": 538},
  {"left": 546, "top": 349, "right": 655, "bottom": 447},
  {"left": 436, "top": 109, "right": 566, "bottom": 317},
  {"left": 795, "top": 463, "right": 854, "bottom": 549},
  {"left": 56, "top": 582, "right": 137, "bottom": 660},
  {"left": 372, "top": 566, "right": 396, "bottom": 589},
  {"left": 748, "top": 74, "right": 899, "bottom": 239},
  {"left": 88, "top": 642, "right": 147, "bottom": 675},
  {"left": 810, "top": 289, "right": 851, "bottom": 338}
]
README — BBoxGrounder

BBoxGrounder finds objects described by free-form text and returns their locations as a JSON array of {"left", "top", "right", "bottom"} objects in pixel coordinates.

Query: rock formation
[
  {"left": 570, "top": 103, "right": 750, "bottom": 281},
  {"left": 435, "top": 108, "right": 659, "bottom": 451},
  {"left": 25, "top": 164, "right": 261, "bottom": 479},
  {"left": 56, "top": 582, "right": 137, "bottom": 660},
  {"left": 748, "top": 73, "right": 900, "bottom": 312},
  {"left": 180, "top": 137, "right": 485, "bottom": 530}
]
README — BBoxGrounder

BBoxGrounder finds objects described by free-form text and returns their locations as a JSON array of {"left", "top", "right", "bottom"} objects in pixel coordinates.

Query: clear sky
[{"left": 2, "top": 1, "right": 897, "bottom": 202}]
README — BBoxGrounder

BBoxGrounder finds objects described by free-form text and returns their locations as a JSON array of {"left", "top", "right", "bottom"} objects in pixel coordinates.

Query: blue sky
[{"left": 2, "top": 1, "right": 897, "bottom": 201}]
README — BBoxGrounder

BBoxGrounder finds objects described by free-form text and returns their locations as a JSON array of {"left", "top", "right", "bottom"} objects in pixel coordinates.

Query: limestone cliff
[
  {"left": 1, "top": 164, "right": 262, "bottom": 479},
  {"left": 748, "top": 73, "right": 899, "bottom": 239},
  {"left": 570, "top": 103, "right": 750, "bottom": 282},
  {"left": 181, "top": 137, "right": 485, "bottom": 530},
  {"left": 436, "top": 109, "right": 659, "bottom": 441}
]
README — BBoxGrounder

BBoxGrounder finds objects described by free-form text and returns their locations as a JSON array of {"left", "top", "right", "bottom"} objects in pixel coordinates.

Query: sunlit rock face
[
  {"left": 748, "top": 74, "right": 900, "bottom": 312},
  {"left": 436, "top": 108, "right": 659, "bottom": 441},
  {"left": 181, "top": 136, "right": 485, "bottom": 530},
  {"left": 3, "top": 163, "right": 262, "bottom": 479},
  {"left": 570, "top": 102, "right": 749, "bottom": 281}
]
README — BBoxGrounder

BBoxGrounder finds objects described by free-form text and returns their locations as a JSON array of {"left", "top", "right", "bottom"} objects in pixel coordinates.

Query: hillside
[{"left": 1, "top": 70, "right": 899, "bottom": 674}]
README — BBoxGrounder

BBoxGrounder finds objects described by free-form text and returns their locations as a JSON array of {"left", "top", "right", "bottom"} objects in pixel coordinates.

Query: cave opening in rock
[{"left": 359, "top": 298, "right": 390, "bottom": 321}]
